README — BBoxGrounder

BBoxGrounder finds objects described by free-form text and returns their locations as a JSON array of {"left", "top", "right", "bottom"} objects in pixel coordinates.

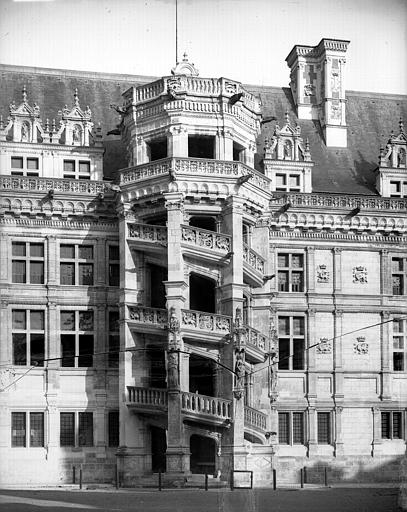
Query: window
[
  {"left": 60, "top": 244, "right": 94, "bottom": 286},
  {"left": 278, "top": 412, "right": 305, "bottom": 445},
  {"left": 317, "top": 412, "right": 331, "bottom": 444},
  {"left": 60, "top": 412, "right": 93, "bottom": 447},
  {"left": 278, "top": 316, "right": 305, "bottom": 370},
  {"left": 275, "top": 173, "right": 301, "bottom": 192},
  {"left": 63, "top": 160, "right": 91, "bottom": 180},
  {"left": 393, "top": 319, "right": 406, "bottom": 371},
  {"left": 108, "top": 245, "right": 120, "bottom": 287},
  {"left": 12, "top": 310, "right": 45, "bottom": 366},
  {"left": 389, "top": 180, "right": 407, "bottom": 198},
  {"left": 11, "top": 412, "right": 44, "bottom": 447},
  {"left": 60, "top": 310, "right": 94, "bottom": 367},
  {"left": 108, "top": 411, "right": 120, "bottom": 447},
  {"left": 108, "top": 311, "right": 120, "bottom": 368},
  {"left": 10, "top": 156, "right": 39, "bottom": 176},
  {"left": 392, "top": 257, "right": 407, "bottom": 295},
  {"left": 381, "top": 411, "right": 403, "bottom": 439},
  {"left": 12, "top": 242, "right": 44, "bottom": 284},
  {"left": 277, "top": 253, "right": 304, "bottom": 292}
]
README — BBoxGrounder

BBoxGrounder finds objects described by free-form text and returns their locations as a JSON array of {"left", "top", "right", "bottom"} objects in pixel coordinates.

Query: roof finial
[
  {"left": 22, "top": 85, "right": 27, "bottom": 103},
  {"left": 285, "top": 111, "right": 290, "bottom": 124},
  {"left": 400, "top": 118, "right": 404, "bottom": 134},
  {"left": 305, "top": 137, "right": 310, "bottom": 152},
  {"left": 52, "top": 118, "right": 56, "bottom": 132},
  {"left": 74, "top": 88, "right": 79, "bottom": 108},
  {"left": 0, "top": 115, "right": 3, "bottom": 130},
  {"left": 45, "top": 118, "right": 50, "bottom": 131},
  {"left": 183, "top": 51, "right": 188, "bottom": 61}
]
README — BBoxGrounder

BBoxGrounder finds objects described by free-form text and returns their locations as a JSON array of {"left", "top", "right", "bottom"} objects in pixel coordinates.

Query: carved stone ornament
[
  {"left": 353, "top": 337, "right": 369, "bottom": 355},
  {"left": 316, "top": 337, "right": 332, "bottom": 354},
  {"left": 353, "top": 266, "right": 368, "bottom": 284},
  {"left": 233, "top": 348, "right": 245, "bottom": 399},
  {"left": 304, "top": 84, "right": 315, "bottom": 96},
  {"left": 0, "top": 368, "right": 16, "bottom": 391},
  {"left": 330, "top": 102, "right": 341, "bottom": 120},
  {"left": 316, "top": 264, "right": 330, "bottom": 283}
]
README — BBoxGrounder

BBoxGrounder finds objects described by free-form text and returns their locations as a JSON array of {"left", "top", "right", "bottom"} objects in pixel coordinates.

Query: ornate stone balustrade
[
  {"left": 127, "top": 223, "right": 168, "bottom": 245},
  {"left": 119, "top": 158, "right": 269, "bottom": 191},
  {"left": 127, "top": 386, "right": 168, "bottom": 407},
  {"left": 246, "top": 326, "right": 267, "bottom": 351},
  {"left": 0, "top": 175, "right": 108, "bottom": 195},
  {"left": 243, "top": 244, "right": 265, "bottom": 274},
  {"left": 128, "top": 306, "right": 168, "bottom": 326},
  {"left": 181, "top": 309, "right": 232, "bottom": 335},
  {"left": 181, "top": 391, "right": 232, "bottom": 420},
  {"left": 244, "top": 406, "right": 267, "bottom": 431},
  {"left": 271, "top": 192, "right": 407, "bottom": 212},
  {"left": 181, "top": 224, "right": 231, "bottom": 253}
]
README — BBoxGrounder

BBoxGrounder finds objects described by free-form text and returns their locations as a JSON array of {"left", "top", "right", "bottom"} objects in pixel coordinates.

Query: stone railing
[
  {"left": 127, "top": 223, "right": 167, "bottom": 245},
  {"left": 0, "top": 175, "right": 108, "bottom": 195},
  {"left": 271, "top": 192, "right": 407, "bottom": 212},
  {"left": 243, "top": 244, "right": 265, "bottom": 274},
  {"left": 244, "top": 406, "right": 267, "bottom": 431},
  {"left": 181, "top": 225, "right": 231, "bottom": 253},
  {"left": 127, "top": 386, "right": 168, "bottom": 407},
  {"left": 128, "top": 306, "right": 168, "bottom": 326},
  {"left": 119, "top": 158, "right": 270, "bottom": 191},
  {"left": 246, "top": 326, "right": 267, "bottom": 351},
  {"left": 181, "top": 391, "right": 232, "bottom": 420},
  {"left": 181, "top": 309, "right": 232, "bottom": 335}
]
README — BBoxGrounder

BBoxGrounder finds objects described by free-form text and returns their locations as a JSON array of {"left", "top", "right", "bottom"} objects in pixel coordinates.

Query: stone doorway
[{"left": 190, "top": 434, "right": 216, "bottom": 475}]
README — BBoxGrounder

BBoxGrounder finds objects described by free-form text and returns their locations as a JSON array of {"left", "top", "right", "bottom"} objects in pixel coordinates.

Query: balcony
[
  {"left": 126, "top": 386, "right": 168, "bottom": 415},
  {"left": 0, "top": 175, "right": 109, "bottom": 196},
  {"left": 181, "top": 309, "right": 232, "bottom": 343},
  {"left": 244, "top": 406, "right": 267, "bottom": 433},
  {"left": 243, "top": 243, "right": 266, "bottom": 286},
  {"left": 127, "top": 223, "right": 167, "bottom": 255},
  {"left": 127, "top": 306, "right": 168, "bottom": 334},
  {"left": 181, "top": 224, "right": 232, "bottom": 264},
  {"left": 126, "top": 386, "right": 232, "bottom": 427},
  {"left": 245, "top": 326, "right": 268, "bottom": 363},
  {"left": 181, "top": 391, "right": 232, "bottom": 426}
]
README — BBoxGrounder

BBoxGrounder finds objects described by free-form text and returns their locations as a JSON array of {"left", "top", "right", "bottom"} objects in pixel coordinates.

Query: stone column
[
  {"left": 95, "top": 392, "right": 107, "bottom": 460},
  {"left": 380, "top": 249, "right": 390, "bottom": 295},
  {"left": 371, "top": 407, "right": 382, "bottom": 456},
  {"left": 95, "top": 238, "right": 106, "bottom": 287},
  {"left": 0, "top": 300, "right": 10, "bottom": 365},
  {"left": 46, "top": 235, "right": 57, "bottom": 285},
  {"left": 307, "top": 407, "right": 318, "bottom": 456},
  {"left": 0, "top": 233, "right": 8, "bottom": 283},
  {"left": 135, "top": 135, "right": 149, "bottom": 164},
  {"left": 163, "top": 192, "right": 189, "bottom": 476},
  {"left": 381, "top": 310, "right": 392, "bottom": 400},
  {"left": 307, "top": 308, "right": 317, "bottom": 399},
  {"left": 306, "top": 246, "right": 315, "bottom": 293},
  {"left": 333, "top": 247, "right": 342, "bottom": 293},
  {"left": 94, "top": 304, "right": 107, "bottom": 389},
  {"left": 333, "top": 310, "right": 344, "bottom": 399},
  {"left": 334, "top": 406, "right": 344, "bottom": 456},
  {"left": 168, "top": 126, "right": 188, "bottom": 157},
  {"left": 215, "top": 129, "right": 233, "bottom": 161}
]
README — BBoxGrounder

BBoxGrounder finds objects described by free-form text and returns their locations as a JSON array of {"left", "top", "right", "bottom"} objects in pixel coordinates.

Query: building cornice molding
[
  {"left": 269, "top": 228, "right": 407, "bottom": 244},
  {"left": 0, "top": 216, "right": 118, "bottom": 231}
]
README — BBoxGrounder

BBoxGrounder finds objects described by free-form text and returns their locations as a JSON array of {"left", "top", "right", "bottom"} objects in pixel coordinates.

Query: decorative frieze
[
  {"left": 127, "top": 223, "right": 168, "bottom": 245},
  {"left": 0, "top": 175, "right": 108, "bottom": 195},
  {"left": 353, "top": 266, "right": 368, "bottom": 284},
  {"left": 353, "top": 337, "right": 369, "bottom": 355},
  {"left": 181, "top": 225, "right": 231, "bottom": 253},
  {"left": 128, "top": 306, "right": 168, "bottom": 326},
  {"left": 181, "top": 309, "right": 231, "bottom": 335}
]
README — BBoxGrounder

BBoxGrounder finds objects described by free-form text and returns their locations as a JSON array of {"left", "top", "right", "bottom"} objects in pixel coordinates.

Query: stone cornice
[
  {"left": 269, "top": 229, "right": 407, "bottom": 244},
  {"left": 0, "top": 141, "right": 103, "bottom": 155},
  {"left": 0, "top": 216, "right": 118, "bottom": 231}
]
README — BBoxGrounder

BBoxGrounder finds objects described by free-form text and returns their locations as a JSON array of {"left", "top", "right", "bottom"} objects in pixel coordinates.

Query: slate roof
[{"left": 1, "top": 64, "right": 406, "bottom": 195}]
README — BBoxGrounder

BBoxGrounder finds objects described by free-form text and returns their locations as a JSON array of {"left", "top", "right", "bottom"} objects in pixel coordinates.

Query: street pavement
[{"left": 0, "top": 487, "right": 401, "bottom": 512}]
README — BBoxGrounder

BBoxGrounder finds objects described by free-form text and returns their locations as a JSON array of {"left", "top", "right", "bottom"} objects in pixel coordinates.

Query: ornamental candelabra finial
[
  {"left": 22, "top": 85, "right": 27, "bottom": 103},
  {"left": 0, "top": 115, "right": 3, "bottom": 129},
  {"left": 183, "top": 51, "right": 188, "bottom": 61},
  {"left": 45, "top": 118, "right": 49, "bottom": 131},
  {"left": 52, "top": 118, "right": 56, "bottom": 132},
  {"left": 400, "top": 118, "right": 404, "bottom": 134},
  {"left": 305, "top": 137, "right": 310, "bottom": 152},
  {"left": 285, "top": 111, "right": 290, "bottom": 124},
  {"left": 74, "top": 88, "right": 79, "bottom": 107}
]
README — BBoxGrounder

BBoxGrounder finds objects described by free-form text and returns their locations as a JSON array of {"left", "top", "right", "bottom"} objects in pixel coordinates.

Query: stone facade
[{"left": 0, "top": 43, "right": 406, "bottom": 487}]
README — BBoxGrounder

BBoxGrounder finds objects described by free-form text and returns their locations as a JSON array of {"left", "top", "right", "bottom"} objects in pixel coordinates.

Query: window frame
[
  {"left": 12, "top": 241, "right": 45, "bottom": 284},
  {"left": 10, "top": 156, "right": 40, "bottom": 177},
  {"left": 59, "top": 411, "right": 94, "bottom": 447},
  {"left": 108, "top": 411, "right": 120, "bottom": 447},
  {"left": 12, "top": 308, "right": 45, "bottom": 367},
  {"left": 277, "top": 252, "right": 305, "bottom": 293},
  {"left": 59, "top": 243, "right": 94, "bottom": 286},
  {"left": 60, "top": 310, "right": 94, "bottom": 368},
  {"left": 391, "top": 257, "right": 407, "bottom": 295},
  {"left": 11, "top": 411, "right": 45, "bottom": 448},
  {"left": 63, "top": 159, "right": 91, "bottom": 180},
  {"left": 108, "top": 244, "right": 120, "bottom": 287},
  {"left": 278, "top": 411, "right": 306, "bottom": 445},
  {"left": 317, "top": 411, "right": 332, "bottom": 445},
  {"left": 275, "top": 172, "right": 302, "bottom": 192},
  {"left": 108, "top": 310, "right": 120, "bottom": 368},
  {"left": 392, "top": 318, "right": 406, "bottom": 372},
  {"left": 277, "top": 315, "right": 306, "bottom": 370}
]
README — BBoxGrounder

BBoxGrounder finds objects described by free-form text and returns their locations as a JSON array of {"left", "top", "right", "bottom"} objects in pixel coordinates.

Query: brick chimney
[{"left": 286, "top": 38, "right": 350, "bottom": 148}]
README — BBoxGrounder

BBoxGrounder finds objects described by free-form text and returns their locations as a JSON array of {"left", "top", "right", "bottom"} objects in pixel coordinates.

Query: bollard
[
  {"left": 115, "top": 465, "right": 119, "bottom": 490},
  {"left": 304, "top": 466, "right": 307, "bottom": 484},
  {"left": 72, "top": 466, "right": 76, "bottom": 485},
  {"left": 324, "top": 467, "right": 328, "bottom": 487},
  {"left": 230, "top": 471, "right": 234, "bottom": 491},
  {"left": 79, "top": 467, "right": 83, "bottom": 490},
  {"left": 205, "top": 473, "right": 208, "bottom": 491},
  {"left": 158, "top": 471, "right": 162, "bottom": 491},
  {"left": 300, "top": 468, "right": 304, "bottom": 488},
  {"left": 273, "top": 469, "right": 277, "bottom": 490},
  {"left": 250, "top": 471, "right": 253, "bottom": 490}
]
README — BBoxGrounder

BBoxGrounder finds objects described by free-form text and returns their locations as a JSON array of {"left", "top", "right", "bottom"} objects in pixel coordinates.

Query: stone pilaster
[
  {"left": 306, "top": 246, "right": 315, "bottom": 293},
  {"left": 371, "top": 407, "right": 383, "bottom": 456},
  {"left": 333, "top": 247, "right": 342, "bottom": 293},
  {"left": 0, "top": 233, "right": 8, "bottom": 283},
  {"left": 380, "top": 310, "right": 392, "bottom": 400},
  {"left": 380, "top": 249, "right": 390, "bottom": 295},
  {"left": 307, "top": 407, "right": 318, "bottom": 456},
  {"left": 0, "top": 300, "right": 9, "bottom": 365},
  {"left": 333, "top": 309, "right": 344, "bottom": 399},
  {"left": 95, "top": 238, "right": 106, "bottom": 286},
  {"left": 307, "top": 308, "right": 317, "bottom": 399},
  {"left": 168, "top": 126, "right": 188, "bottom": 158},
  {"left": 46, "top": 235, "right": 57, "bottom": 285},
  {"left": 334, "top": 406, "right": 344, "bottom": 456}
]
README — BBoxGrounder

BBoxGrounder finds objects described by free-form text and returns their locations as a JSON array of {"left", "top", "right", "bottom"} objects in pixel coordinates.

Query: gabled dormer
[
  {"left": 263, "top": 113, "right": 313, "bottom": 193},
  {"left": 376, "top": 119, "right": 407, "bottom": 197},
  {"left": 57, "top": 89, "right": 94, "bottom": 146}
]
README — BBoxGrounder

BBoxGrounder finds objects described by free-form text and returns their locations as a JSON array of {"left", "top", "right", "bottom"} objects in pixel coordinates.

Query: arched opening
[
  {"left": 189, "top": 355, "right": 216, "bottom": 396},
  {"left": 189, "top": 216, "right": 216, "bottom": 232},
  {"left": 190, "top": 435, "right": 216, "bottom": 475},
  {"left": 147, "top": 138, "right": 168, "bottom": 161},
  {"left": 151, "top": 426, "right": 167, "bottom": 472},
  {"left": 189, "top": 273, "right": 216, "bottom": 313},
  {"left": 148, "top": 264, "right": 167, "bottom": 309},
  {"left": 188, "top": 135, "right": 215, "bottom": 159},
  {"left": 233, "top": 141, "right": 244, "bottom": 162}
]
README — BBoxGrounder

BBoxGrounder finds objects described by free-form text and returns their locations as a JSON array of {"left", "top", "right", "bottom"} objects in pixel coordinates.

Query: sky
[{"left": 0, "top": 0, "right": 406, "bottom": 94}]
